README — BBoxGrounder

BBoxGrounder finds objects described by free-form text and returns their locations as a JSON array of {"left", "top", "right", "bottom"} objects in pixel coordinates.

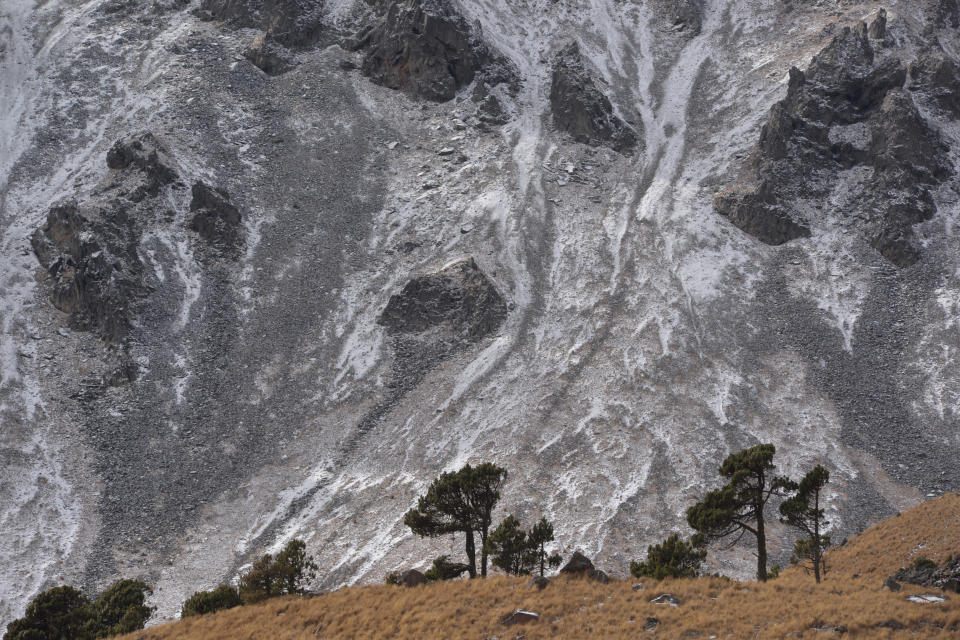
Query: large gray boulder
[
  {"left": 550, "top": 42, "right": 638, "bottom": 152},
  {"left": 188, "top": 182, "right": 244, "bottom": 255}
]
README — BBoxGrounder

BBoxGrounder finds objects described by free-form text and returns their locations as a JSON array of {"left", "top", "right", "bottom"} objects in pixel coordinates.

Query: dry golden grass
[{"left": 125, "top": 493, "right": 960, "bottom": 640}]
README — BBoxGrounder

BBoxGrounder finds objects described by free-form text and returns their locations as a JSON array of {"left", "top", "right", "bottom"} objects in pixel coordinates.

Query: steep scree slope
[{"left": 1, "top": 0, "right": 959, "bottom": 626}]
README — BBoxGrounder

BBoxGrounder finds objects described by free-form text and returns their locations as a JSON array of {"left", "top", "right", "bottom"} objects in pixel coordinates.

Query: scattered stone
[
  {"left": 632, "top": 582, "right": 645, "bottom": 592},
  {"left": 528, "top": 576, "right": 549, "bottom": 590},
  {"left": 438, "top": 147, "right": 455, "bottom": 156},
  {"left": 460, "top": 223, "right": 474, "bottom": 234},
  {"left": 644, "top": 617, "right": 659, "bottom": 631},
  {"left": 501, "top": 610, "right": 539, "bottom": 626},
  {"left": 649, "top": 593, "right": 681, "bottom": 606},
  {"left": 549, "top": 42, "right": 638, "bottom": 152},
  {"left": 809, "top": 624, "right": 848, "bottom": 633},
  {"left": 400, "top": 569, "right": 425, "bottom": 587},
  {"left": 907, "top": 594, "right": 946, "bottom": 603}
]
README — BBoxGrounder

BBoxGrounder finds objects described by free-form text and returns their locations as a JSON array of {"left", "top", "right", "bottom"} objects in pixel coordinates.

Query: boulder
[
  {"left": 549, "top": 42, "right": 638, "bottom": 152},
  {"left": 891, "top": 556, "right": 960, "bottom": 592},
  {"left": 400, "top": 569, "right": 425, "bottom": 587},
  {"left": 882, "top": 576, "right": 902, "bottom": 592},
  {"left": 644, "top": 617, "right": 660, "bottom": 631},
  {"left": 357, "top": 0, "right": 517, "bottom": 103},
  {"left": 649, "top": 593, "right": 681, "bottom": 606},
  {"left": 501, "top": 610, "right": 539, "bottom": 626},
  {"left": 559, "top": 551, "right": 595, "bottom": 576},
  {"left": 188, "top": 182, "right": 244, "bottom": 253},
  {"left": 632, "top": 582, "right": 645, "bottom": 592},
  {"left": 528, "top": 576, "right": 550, "bottom": 590},
  {"left": 589, "top": 568, "right": 610, "bottom": 584},
  {"left": 379, "top": 257, "right": 507, "bottom": 342}
]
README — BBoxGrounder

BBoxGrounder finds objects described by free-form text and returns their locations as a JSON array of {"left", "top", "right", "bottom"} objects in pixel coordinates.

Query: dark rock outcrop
[
  {"left": 31, "top": 133, "right": 183, "bottom": 344},
  {"left": 550, "top": 42, "right": 638, "bottom": 152},
  {"left": 198, "top": 0, "right": 324, "bottom": 50},
  {"left": 105, "top": 133, "right": 178, "bottom": 202},
  {"left": 377, "top": 257, "right": 507, "bottom": 391},
  {"left": 31, "top": 202, "right": 145, "bottom": 344},
  {"left": 715, "top": 22, "right": 952, "bottom": 267},
  {"left": 890, "top": 557, "right": 960, "bottom": 593},
  {"left": 379, "top": 257, "right": 507, "bottom": 342},
  {"left": 356, "top": 0, "right": 517, "bottom": 103},
  {"left": 188, "top": 181, "right": 244, "bottom": 253},
  {"left": 909, "top": 53, "right": 960, "bottom": 117}
]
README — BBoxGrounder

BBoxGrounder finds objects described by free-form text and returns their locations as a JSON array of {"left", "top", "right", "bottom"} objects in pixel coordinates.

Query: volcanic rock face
[
  {"left": 550, "top": 43, "right": 638, "bottom": 152},
  {"left": 715, "top": 22, "right": 953, "bottom": 267},
  {"left": 357, "top": 0, "right": 514, "bottom": 103}
]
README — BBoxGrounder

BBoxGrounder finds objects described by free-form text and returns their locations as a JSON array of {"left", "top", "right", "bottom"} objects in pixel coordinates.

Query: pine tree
[
  {"left": 780, "top": 464, "right": 831, "bottom": 583},
  {"left": 686, "top": 443, "right": 791, "bottom": 581},
  {"left": 486, "top": 515, "right": 536, "bottom": 575},
  {"left": 630, "top": 533, "right": 706, "bottom": 579},
  {"left": 404, "top": 463, "right": 508, "bottom": 577},
  {"left": 527, "top": 517, "right": 562, "bottom": 578}
]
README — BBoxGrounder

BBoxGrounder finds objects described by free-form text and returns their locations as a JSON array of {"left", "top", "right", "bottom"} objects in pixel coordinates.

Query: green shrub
[
  {"left": 423, "top": 555, "right": 471, "bottom": 582},
  {"left": 630, "top": 533, "right": 706, "bottom": 580},
  {"left": 911, "top": 556, "right": 937, "bottom": 571},
  {"left": 180, "top": 585, "right": 242, "bottom": 618},
  {"left": 238, "top": 539, "right": 318, "bottom": 604},
  {"left": 4, "top": 581, "right": 153, "bottom": 640},
  {"left": 384, "top": 571, "right": 403, "bottom": 586}
]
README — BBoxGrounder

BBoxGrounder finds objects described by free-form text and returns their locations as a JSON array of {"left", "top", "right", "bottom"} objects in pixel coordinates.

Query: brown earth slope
[{"left": 124, "top": 493, "right": 960, "bottom": 639}]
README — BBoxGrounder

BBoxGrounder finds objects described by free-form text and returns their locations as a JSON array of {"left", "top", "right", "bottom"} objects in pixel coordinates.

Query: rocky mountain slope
[{"left": 2, "top": 0, "right": 959, "bottom": 627}]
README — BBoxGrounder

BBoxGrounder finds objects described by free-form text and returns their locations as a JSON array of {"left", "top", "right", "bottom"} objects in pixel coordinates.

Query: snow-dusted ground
[{"left": 1, "top": 0, "right": 958, "bottom": 628}]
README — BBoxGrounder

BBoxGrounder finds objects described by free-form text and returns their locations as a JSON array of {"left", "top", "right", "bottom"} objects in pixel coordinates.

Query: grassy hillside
[{"left": 125, "top": 493, "right": 960, "bottom": 639}]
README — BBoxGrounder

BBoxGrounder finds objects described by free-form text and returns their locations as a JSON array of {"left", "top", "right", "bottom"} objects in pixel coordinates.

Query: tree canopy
[
  {"left": 630, "top": 533, "right": 706, "bottom": 580},
  {"left": 780, "top": 464, "right": 831, "bottom": 583},
  {"left": 238, "top": 539, "right": 318, "bottom": 604},
  {"left": 686, "top": 443, "right": 791, "bottom": 581},
  {"left": 404, "top": 462, "right": 508, "bottom": 577}
]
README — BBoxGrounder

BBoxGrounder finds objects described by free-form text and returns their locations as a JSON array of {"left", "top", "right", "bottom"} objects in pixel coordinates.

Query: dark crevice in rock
[
  {"left": 355, "top": 0, "right": 519, "bottom": 104},
  {"left": 715, "top": 22, "right": 953, "bottom": 267},
  {"left": 244, "top": 35, "right": 295, "bottom": 75},
  {"left": 549, "top": 42, "right": 639, "bottom": 153}
]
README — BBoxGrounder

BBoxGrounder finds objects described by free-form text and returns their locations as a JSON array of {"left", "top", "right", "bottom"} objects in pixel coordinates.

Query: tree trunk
[
  {"left": 539, "top": 542, "right": 545, "bottom": 577},
  {"left": 479, "top": 525, "right": 489, "bottom": 577},
  {"left": 465, "top": 529, "right": 477, "bottom": 578},
  {"left": 756, "top": 504, "right": 768, "bottom": 582},
  {"left": 813, "top": 490, "right": 822, "bottom": 584}
]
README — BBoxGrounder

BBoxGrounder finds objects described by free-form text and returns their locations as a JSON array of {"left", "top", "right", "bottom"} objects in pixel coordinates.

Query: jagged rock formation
[
  {"left": 550, "top": 43, "right": 638, "bottom": 152},
  {"left": 715, "top": 20, "right": 953, "bottom": 267},
  {"left": 357, "top": 0, "right": 516, "bottom": 103},
  {"left": 30, "top": 134, "right": 181, "bottom": 344},
  {"left": 188, "top": 182, "right": 244, "bottom": 254},
  {"left": 198, "top": 0, "right": 324, "bottom": 57}
]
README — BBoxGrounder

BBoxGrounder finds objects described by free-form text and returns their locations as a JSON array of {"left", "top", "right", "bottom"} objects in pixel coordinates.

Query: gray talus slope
[{"left": 1, "top": 0, "right": 959, "bottom": 627}]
